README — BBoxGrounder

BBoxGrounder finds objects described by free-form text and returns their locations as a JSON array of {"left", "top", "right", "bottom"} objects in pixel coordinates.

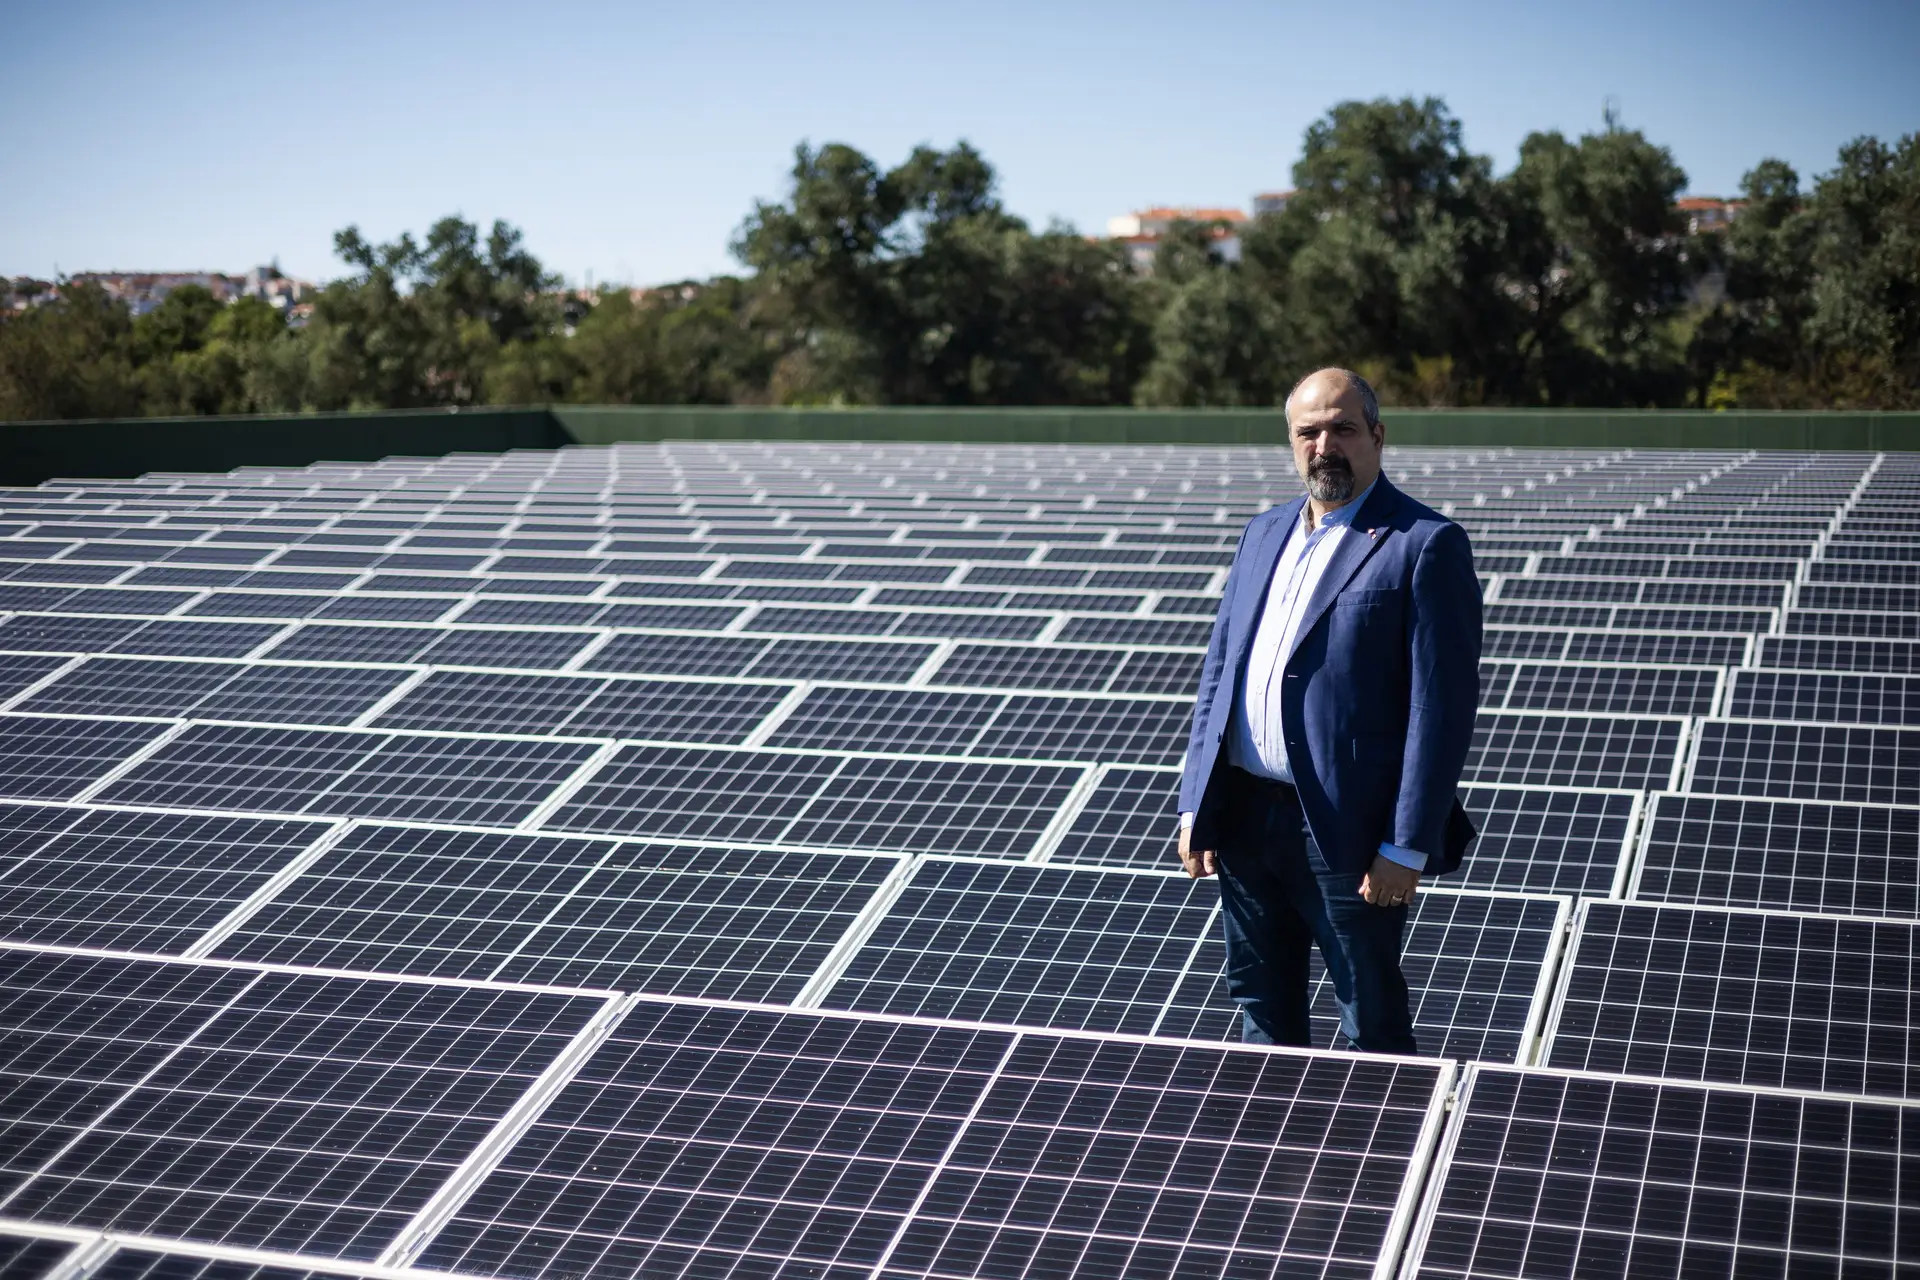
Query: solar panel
[
  {"left": 98, "top": 724, "right": 599, "bottom": 826},
  {"left": 0, "top": 715, "right": 173, "bottom": 801},
  {"left": 1757, "top": 634, "right": 1920, "bottom": 673},
  {"left": 213, "top": 825, "right": 899, "bottom": 1001},
  {"left": 1, "top": 440, "right": 1914, "bottom": 1279},
  {"left": 368, "top": 669, "right": 790, "bottom": 742},
  {"left": 1401, "top": 1065, "right": 1918, "bottom": 1279},
  {"left": 1449, "top": 785, "right": 1641, "bottom": 897},
  {"left": 1157, "top": 889, "right": 1567, "bottom": 1064},
  {"left": 0, "top": 806, "right": 331, "bottom": 952},
  {"left": 1634, "top": 792, "right": 1920, "bottom": 918},
  {"left": 1488, "top": 662, "right": 1720, "bottom": 716},
  {"left": 0, "top": 1232, "right": 75, "bottom": 1279},
  {"left": 1465, "top": 711, "right": 1685, "bottom": 790},
  {"left": 1543, "top": 899, "right": 1920, "bottom": 1098},
  {"left": 0, "top": 948, "right": 606, "bottom": 1258},
  {"left": 821, "top": 859, "right": 1212, "bottom": 1034},
  {"left": 1726, "top": 669, "right": 1920, "bottom": 725},
  {"left": 412, "top": 1000, "right": 1449, "bottom": 1280},
  {"left": 20, "top": 657, "right": 414, "bottom": 726},
  {"left": 546, "top": 744, "right": 1085, "bottom": 855},
  {"left": 1689, "top": 719, "right": 1920, "bottom": 802}
]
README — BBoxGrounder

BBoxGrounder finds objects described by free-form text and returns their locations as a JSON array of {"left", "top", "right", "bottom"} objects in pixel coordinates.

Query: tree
[
  {"left": 1498, "top": 124, "right": 1693, "bottom": 405},
  {"left": 305, "top": 215, "right": 563, "bottom": 408},
  {"left": 553, "top": 279, "right": 777, "bottom": 405},
  {"left": 1240, "top": 97, "right": 1512, "bottom": 401},
  {"left": 132, "top": 290, "right": 289, "bottom": 415},
  {"left": 1695, "top": 135, "right": 1918, "bottom": 409},
  {"left": 1134, "top": 267, "right": 1289, "bottom": 406},
  {"left": 1803, "top": 134, "right": 1920, "bottom": 406},
  {"left": 4, "top": 116, "right": 1914, "bottom": 419},
  {"left": 736, "top": 140, "right": 1147, "bottom": 405},
  {"left": 0, "top": 281, "right": 141, "bottom": 420}
]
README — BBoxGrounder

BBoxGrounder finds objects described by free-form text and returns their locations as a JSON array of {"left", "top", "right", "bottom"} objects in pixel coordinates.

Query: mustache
[{"left": 1307, "top": 456, "right": 1353, "bottom": 475}]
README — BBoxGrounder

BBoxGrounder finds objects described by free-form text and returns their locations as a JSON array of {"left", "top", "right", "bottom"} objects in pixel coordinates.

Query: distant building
[
  {"left": 1673, "top": 198, "right": 1745, "bottom": 307},
  {"left": 1104, "top": 206, "right": 1248, "bottom": 272},
  {"left": 1676, "top": 197, "right": 1744, "bottom": 235},
  {"left": 1252, "top": 190, "right": 1296, "bottom": 218},
  {"left": 240, "top": 265, "right": 314, "bottom": 314},
  {"left": 63, "top": 266, "right": 313, "bottom": 316},
  {"left": 3, "top": 277, "right": 56, "bottom": 312}
]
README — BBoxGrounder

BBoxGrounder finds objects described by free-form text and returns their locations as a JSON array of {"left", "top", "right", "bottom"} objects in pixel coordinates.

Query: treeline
[{"left": 2, "top": 98, "right": 1915, "bottom": 420}]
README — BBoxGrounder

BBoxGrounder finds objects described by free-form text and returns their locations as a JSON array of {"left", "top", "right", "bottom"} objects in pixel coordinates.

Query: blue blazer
[{"left": 1178, "top": 473, "right": 1483, "bottom": 875}]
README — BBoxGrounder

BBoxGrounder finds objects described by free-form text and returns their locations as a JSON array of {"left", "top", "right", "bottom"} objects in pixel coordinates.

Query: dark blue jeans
[{"left": 1214, "top": 767, "right": 1417, "bottom": 1054}]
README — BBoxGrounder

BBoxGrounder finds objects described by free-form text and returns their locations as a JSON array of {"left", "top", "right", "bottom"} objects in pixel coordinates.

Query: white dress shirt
[{"left": 1182, "top": 478, "right": 1427, "bottom": 871}]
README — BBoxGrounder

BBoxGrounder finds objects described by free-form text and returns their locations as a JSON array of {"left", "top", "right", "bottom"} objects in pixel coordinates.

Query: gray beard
[{"left": 1307, "top": 468, "right": 1355, "bottom": 502}]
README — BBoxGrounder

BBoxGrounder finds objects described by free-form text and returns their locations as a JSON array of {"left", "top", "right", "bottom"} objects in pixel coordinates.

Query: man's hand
[
  {"left": 1359, "top": 854, "right": 1420, "bottom": 906},
  {"left": 1177, "top": 824, "right": 1218, "bottom": 879}
]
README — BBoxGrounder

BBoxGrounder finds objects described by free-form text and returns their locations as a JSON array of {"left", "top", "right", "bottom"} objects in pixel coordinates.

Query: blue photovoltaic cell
[
  {"left": 0, "top": 715, "right": 172, "bottom": 801},
  {"left": 98, "top": 723, "right": 598, "bottom": 826},
  {"left": 0, "top": 806, "right": 331, "bottom": 952},
  {"left": 1406, "top": 1066, "right": 1919, "bottom": 1280},
  {"left": 215, "top": 823, "right": 898, "bottom": 1001},
  {"left": 1, "top": 443, "right": 1913, "bottom": 1280},
  {"left": 0, "top": 950, "right": 606, "bottom": 1259}
]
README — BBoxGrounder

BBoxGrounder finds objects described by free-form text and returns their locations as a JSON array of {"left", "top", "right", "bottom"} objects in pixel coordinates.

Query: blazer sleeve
[
  {"left": 1177, "top": 515, "right": 1260, "bottom": 812},
  {"left": 1392, "top": 521, "right": 1482, "bottom": 858}
]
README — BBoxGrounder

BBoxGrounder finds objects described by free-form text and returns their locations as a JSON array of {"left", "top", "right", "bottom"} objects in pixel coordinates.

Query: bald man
[{"left": 1175, "top": 368, "right": 1482, "bottom": 1053}]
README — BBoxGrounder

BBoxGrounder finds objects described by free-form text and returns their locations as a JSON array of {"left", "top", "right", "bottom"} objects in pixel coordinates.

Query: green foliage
[
  {"left": 1694, "top": 135, "right": 1920, "bottom": 408},
  {"left": 736, "top": 141, "right": 1146, "bottom": 404},
  {"left": 2, "top": 112, "right": 1914, "bottom": 420},
  {"left": 0, "top": 281, "right": 141, "bottom": 420}
]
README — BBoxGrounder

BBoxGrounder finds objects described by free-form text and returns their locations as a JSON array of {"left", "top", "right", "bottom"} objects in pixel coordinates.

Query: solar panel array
[{"left": 0, "top": 440, "right": 1912, "bottom": 1279}]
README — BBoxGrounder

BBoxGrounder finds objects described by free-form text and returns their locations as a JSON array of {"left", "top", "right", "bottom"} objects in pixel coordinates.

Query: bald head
[
  {"left": 1286, "top": 367, "right": 1385, "bottom": 510},
  {"left": 1285, "top": 368, "right": 1380, "bottom": 430}
]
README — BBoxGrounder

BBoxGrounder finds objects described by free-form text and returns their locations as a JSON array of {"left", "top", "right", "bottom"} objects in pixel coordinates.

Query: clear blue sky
[{"left": 4, "top": 0, "right": 1915, "bottom": 288}]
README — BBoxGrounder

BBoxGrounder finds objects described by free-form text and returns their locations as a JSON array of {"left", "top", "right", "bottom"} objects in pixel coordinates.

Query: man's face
[{"left": 1289, "top": 377, "right": 1384, "bottom": 504}]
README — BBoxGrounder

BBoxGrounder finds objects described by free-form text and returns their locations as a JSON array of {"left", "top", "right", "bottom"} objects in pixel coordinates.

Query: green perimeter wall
[{"left": 5, "top": 405, "right": 1918, "bottom": 486}]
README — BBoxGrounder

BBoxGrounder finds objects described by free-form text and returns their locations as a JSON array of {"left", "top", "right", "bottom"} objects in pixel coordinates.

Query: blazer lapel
[
  {"left": 1231, "top": 497, "right": 1305, "bottom": 638},
  {"left": 1283, "top": 478, "right": 1402, "bottom": 668}
]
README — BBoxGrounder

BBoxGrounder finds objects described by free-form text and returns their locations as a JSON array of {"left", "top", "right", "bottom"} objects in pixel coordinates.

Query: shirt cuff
[
  {"left": 1378, "top": 842, "right": 1427, "bottom": 872},
  {"left": 1179, "top": 811, "right": 1194, "bottom": 830}
]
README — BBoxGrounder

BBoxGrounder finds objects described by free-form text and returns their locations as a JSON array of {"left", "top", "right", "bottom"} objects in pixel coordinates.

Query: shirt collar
[{"left": 1300, "top": 475, "right": 1379, "bottom": 532}]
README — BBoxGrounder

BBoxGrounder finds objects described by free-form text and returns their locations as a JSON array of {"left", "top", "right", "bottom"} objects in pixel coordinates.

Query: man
[{"left": 1176, "top": 367, "right": 1481, "bottom": 1054}]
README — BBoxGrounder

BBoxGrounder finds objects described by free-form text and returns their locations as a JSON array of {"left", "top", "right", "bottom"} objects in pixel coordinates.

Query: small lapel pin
[{"left": 1368, "top": 527, "right": 1381, "bottom": 540}]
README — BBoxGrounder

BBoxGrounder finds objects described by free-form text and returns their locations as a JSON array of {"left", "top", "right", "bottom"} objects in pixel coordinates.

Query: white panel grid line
[
  {"left": 1529, "top": 899, "right": 1600, "bottom": 1071},
  {"left": 376, "top": 990, "right": 636, "bottom": 1270},
  {"left": 737, "top": 679, "right": 815, "bottom": 749},
  {"left": 788, "top": 853, "right": 922, "bottom": 1010},
  {"left": 64, "top": 720, "right": 193, "bottom": 805},
  {"left": 1607, "top": 787, "right": 1652, "bottom": 900},
  {"left": 178, "top": 818, "right": 359, "bottom": 959},
  {"left": 1022, "top": 762, "right": 1107, "bottom": 864},
  {"left": 0, "top": 652, "right": 88, "bottom": 712},
  {"left": 1516, "top": 896, "right": 1575, "bottom": 1067},
  {"left": 27, "top": 1234, "right": 113, "bottom": 1280},
  {"left": 0, "top": 964, "right": 270, "bottom": 1218},
  {"left": 1145, "top": 902, "right": 1222, "bottom": 1040},
  {"left": 907, "top": 638, "right": 958, "bottom": 686},
  {"left": 1670, "top": 713, "right": 1699, "bottom": 791},
  {"left": 553, "top": 627, "right": 617, "bottom": 673},
  {"left": 1377, "top": 1059, "right": 1460, "bottom": 1280},
  {"left": 859, "top": 1032, "right": 1027, "bottom": 1279},
  {"left": 510, "top": 739, "right": 626, "bottom": 833}
]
